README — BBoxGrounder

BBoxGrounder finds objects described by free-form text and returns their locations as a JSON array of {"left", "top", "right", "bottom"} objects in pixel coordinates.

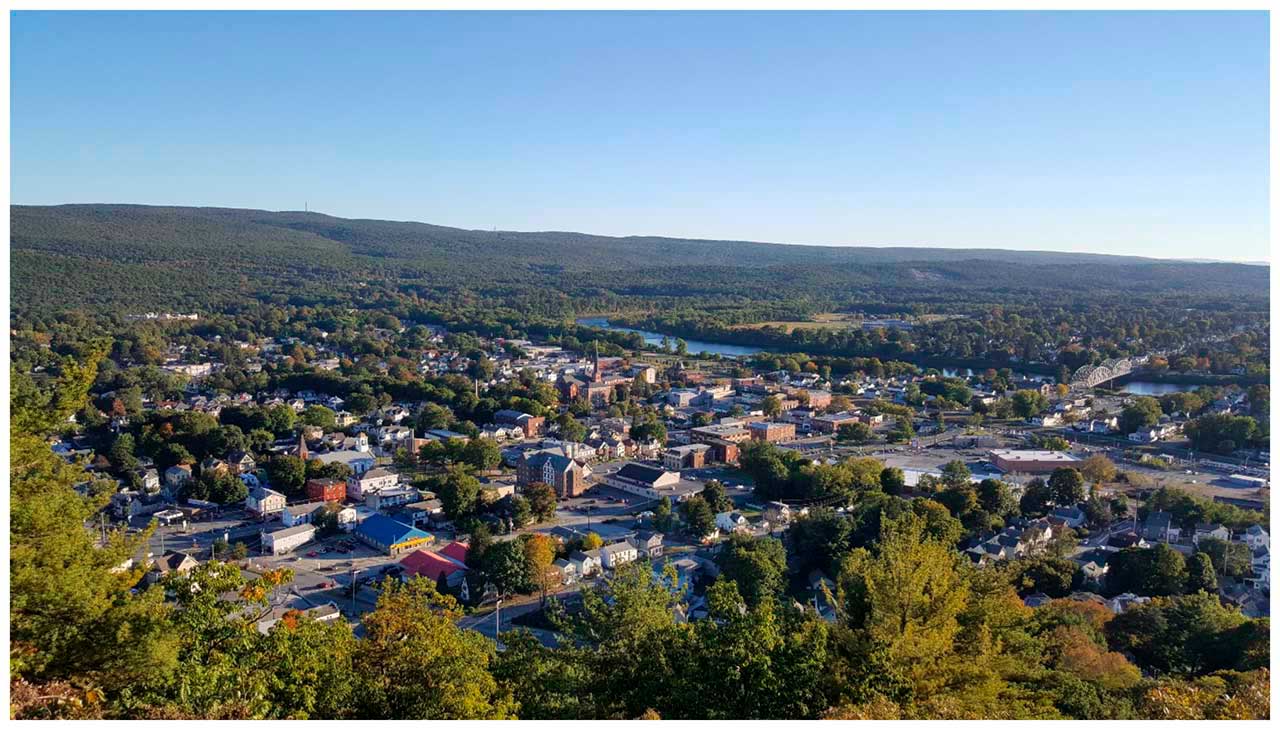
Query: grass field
[{"left": 733, "top": 312, "right": 862, "bottom": 333}]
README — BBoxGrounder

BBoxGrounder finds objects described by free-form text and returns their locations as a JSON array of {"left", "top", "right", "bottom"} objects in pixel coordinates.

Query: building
[
  {"left": 808, "top": 411, "right": 860, "bottom": 434},
  {"left": 364, "top": 486, "right": 419, "bottom": 511},
  {"left": 347, "top": 467, "right": 400, "bottom": 501},
  {"left": 261, "top": 523, "right": 317, "bottom": 556},
  {"left": 988, "top": 449, "right": 1082, "bottom": 474},
  {"left": 599, "top": 541, "right": 640, "bottom": 569},
  {"left": 281, "top": 501, "right": 326, "bottom": 527},
  {"left": 245, "top": 485, "right": 287, "bottom": 516},
  {"left": 715, "top": 511, "right": 749, "bottom": 533},
  {"left": 147, "top": 551, "right": 199, "bottom": 584},
  {"left": 749, "top": 421, "right": 796, "bottom": 443},
  {"left": 310, "top": 449, "right": 376, "bottom": 477},
  {"left": 598, "top": 462, "right": 703, "bottom": 501},
  {"left": 305, "top": 478, "right": 347, "bottom": 503},
  {"left": 517, "top": 450, "right": 588, "bottom": 498},
  {"left": 401, "top": 548, "right": 470, "bottom": 598},
  {"left": 354, "top": 513, "right": 434, "bottom": 556},
  {"left": 663, "top": 443, "right": 710, "bottom": 470},
  {"left": 494, "top": 409, "right": 545, "bottom": 438},
  {"left": 631, "top": 530, "right": 665, "bottom": 559},
  {"left": 690, "top": 423, "right": 751, "bottom": 444},
  {"left": 163, "top": 464, "right": 193, "bottom": 490}
]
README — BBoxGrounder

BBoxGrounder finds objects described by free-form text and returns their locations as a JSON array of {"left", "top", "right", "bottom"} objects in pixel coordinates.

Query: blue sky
[{"left": 10, "top": 10, "right": 1270, "bottom": 261}]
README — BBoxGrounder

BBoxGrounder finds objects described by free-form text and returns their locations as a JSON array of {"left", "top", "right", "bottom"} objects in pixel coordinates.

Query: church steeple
[
  {"left": 593, "top": 341, "right": 601, "bottom": 380},
  {"left": 296, "top": 432, "right": 308, "bottom": 461}
]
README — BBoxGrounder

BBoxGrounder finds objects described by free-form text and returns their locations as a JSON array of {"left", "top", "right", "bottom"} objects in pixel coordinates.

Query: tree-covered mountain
[{"left": 10, "top": 203, "right": 1269, "bottom": 315}]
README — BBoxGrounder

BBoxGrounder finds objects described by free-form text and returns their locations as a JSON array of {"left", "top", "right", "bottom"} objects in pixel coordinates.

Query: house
[
  {"left": 568, "top": 550, "right": 600, "bottom": 577},
  {"left": 354, "top": 513, "right": 433, "bottom": 556},
  {"left": 347, "top": 467, "right": 399, "bottom": 500},
  {"left": 135, "top": 468, "right": 162, "bottom": 492},
  {"left": 715, "top": 511, "right": 749, "bottom": 534},
  {"left": 255, "top": 601, "right": 342, "bottom": 634},
  {"left": 763, "top": 501, "right": 793, "bottom": 526},
  {"left": 631, "top": 530, "right": 665, "bottom": 559},
  {"left": 147, "top": 551, "right": 199, "bottom": 584},
  {"left": 364, "top": 486, "right": 419, "bottom": 511},
  {"left": 1243, "top": 525, "right": 1270, "bottom": 551},
  {"left": 310, "top": 449, "right": 376, "bottom": 476},
  {"left": 1140, "top": 511, "right": 1177, "bottom": 543},
  {"left": 227, "top": 450, "right": 256, "bottom": 474},
  {"left": 164, "top": 464, "right": 193, "bottom": 490},
  {"left": 599, "top": 541, "right": 639, "bottom": 569},
  {"left": 245, "top": 485, "right": 287, "bottom": 516},
  {"left": 281, "top": 501, "right": 326, "bottom": 527},
  {"left": 200, "top": 457, "right": 229, "bottom": 477},
  {"left": 1193, "top": 523, "right": 1230, "bottom": 545},
  {"left": 261, "top": 523, "right": 317, "bottom": 556},
  {"left": 1049, "top": 506, "right": 1088, "bottom": 529},
  {"left": 554, "top": 558, "right": 578, "bottom": 584}
]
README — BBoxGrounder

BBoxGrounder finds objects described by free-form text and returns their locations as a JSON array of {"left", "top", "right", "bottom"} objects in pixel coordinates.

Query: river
[{"left": 577, "top": 317, "right": 1217, "bottom": 394}]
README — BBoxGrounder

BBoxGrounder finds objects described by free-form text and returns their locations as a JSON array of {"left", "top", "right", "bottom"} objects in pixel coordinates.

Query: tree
[
  {"left": 1019, "top": 478, "right": 1053, "bottom": 516},
  {"left": 879, "top": 466, "right": 907, "bottom": 495},
  {"left": 837, "top": 422, "right": 873, "bottom": 444},
  {"left": 761, "top": 394, "right": 783, "bottom": 418},
  {"left": 1186, "top": 552, "right": 1219, "bottom": 594},
  {"left": 679, "top": 495, "right": 716, "bottom": 539},
  {"left": 1184, "top": 413, "right": 1258, "bottom": 454},
  {"left": 976, "top": 478, "right": 1016, "bottom": 518},
  {"left": 1120, "top": 396, "right": 1164, "bottom": 434},
  {"left": 1107, "top": 544, "right": 1188, "bottom": 597},
  {"left": 700, "top": 480, "right": 733, "bottom": 513},
  {"left": 716, "top": 535, "right": 787, "bottom": 606},
  {"left": 1048, "top": 468, "right": 1086, "bottom": 506},
  {"left": 1011, "top": 389, "right": 1048, "bottom": 419},
  {"left": 1014, "top": 556, "right": 1078, "bottom": 598},
  {"left": 652, "top": 496, "right": 674, "bottom": 532},
  {"left": 416, "top": 403, "right": 454, "bottom": 432},
  {"left": 524, "top": 482, "right": 557, "bottom": 523},
  {"left": 555, "top": 413, "right": 587, "bottom": 443},
  {"left": 436, "top": 465, "right": 483, "bottom": 519},
  {"left": 581, "top": 532, "right": 604, "bottom": 551},
  {"left": 1079, "top": 454, "right": 1117, "bottom": 485},
  {"left": 940, "top": 459, "right": 971, "bottom": 490},
  {"left": 266, "top": 454, "right": 307, "bottom": 498},
  {"left": 520, "top": 533, "right": 559, "bottom": 606},
  {"left": 1106, "top": 592, "right": 1255, "bottom": 675},
  {"left": 354, "top": 577, "right": 514, "bottom": 718},
  {"left": 887, "top": 417, "right": 914, "bottom": 443},
  {"left": 478, "top": 540, "right": 529, "bottom": 597},
  {"left": 1196, "top": 537, "right": 1252, "bottom": 578},
  {"left": 462, "top": 437, "right": 501, "bottom": 472},
  {"left": 301, "top": 404, "right": 336, "bottom": 431},
  {"left": 507, "top": 495, "right": 533, "bottom": 530}
]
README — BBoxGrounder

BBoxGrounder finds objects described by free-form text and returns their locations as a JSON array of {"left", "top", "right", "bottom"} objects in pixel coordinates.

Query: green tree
[
  {"left": 354, "top": 577, "right": 514, "bottom": 718},
  {"left": 837, "top": 421, "right": 874, "bottom": 444},
  {"left": 879, "top": 466, "right": 907, "bottom": 495},
  {"left": 524, "top": 482, "right": 557, "bottom": 522},
  {"left": 266, "top": 454, "right": 307, "bottom": 498},
  {"left": 436, "top": 464, "right": 483, "bottom": 519},
  {"left": 301, "top": 404, "right": 337, "bottom": 431},
  {"left": 679, "top": 495, "right": 716, "bottom": 539},
  {"left": 463, "top": 437, "right": 502, "bottom": 472},
  {"left": 716, "top": 535, "right": 787, "bottom": 607},
  {"left": 1048, "top": 468, "right": 1086, "bottom": 506},
  {"left": 1120, "top": 396, "right": 1163, "bottom": 433},
  {"left": 1011, "top": 389, "right": 1048, "bottom": 419},
  {"left": 1186, "top": 552, "right": 1219, "bottom": 594}
]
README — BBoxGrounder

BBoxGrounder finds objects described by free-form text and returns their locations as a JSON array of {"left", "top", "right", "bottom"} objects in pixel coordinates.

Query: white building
[
  {"left": 599, "top": 541, "right": 639, "bottom": 569},
  {"left": 245, "top": 486, "right": 287, "bottom": 516},
  {"left": 347, "top": 467, "right": 400, "bottom": 500},
  {"left": 261, "top": 523, "right": 316, "bottom": 555}
]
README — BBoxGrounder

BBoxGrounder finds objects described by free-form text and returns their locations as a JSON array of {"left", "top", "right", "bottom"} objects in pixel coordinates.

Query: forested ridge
[{"left": 11, "top": 204, "right": 1270, "bottom": 378}]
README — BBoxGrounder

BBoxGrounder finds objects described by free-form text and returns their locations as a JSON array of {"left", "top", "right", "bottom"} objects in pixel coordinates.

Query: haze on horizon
[{"left": 10, "top": 10, "right": 1270, "bottom": 262}]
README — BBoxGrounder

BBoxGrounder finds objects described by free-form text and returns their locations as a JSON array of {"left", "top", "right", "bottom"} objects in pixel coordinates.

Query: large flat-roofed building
[
  {"left": 749, "top": 421, "right": 796, "bottom": 443},
  {"left": 663, "top": 443, "right": 710, "bottom": 470},
  {"left": 691, "top": 423, "right": 751, "bottom": 444},
  {"left": 599, "top": 462, "right": 703, "bottom": 501},
  {"left": 262, "top": 523, "right": 317, "bottom": 556},
  {"left": 989, "top": 449, "right": 1082, "bottom": 474},
  {"left": 810, "top": 412, "right": 861, "bottom": 434}
]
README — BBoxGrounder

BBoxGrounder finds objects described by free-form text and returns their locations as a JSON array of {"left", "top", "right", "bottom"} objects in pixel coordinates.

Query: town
[{"left": 45, "top": 317, "right": 1270, "bottom": 643}]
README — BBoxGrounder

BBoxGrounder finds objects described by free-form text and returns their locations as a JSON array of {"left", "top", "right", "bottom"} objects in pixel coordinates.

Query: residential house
[
  {"left": 630, "top": 530, "right": 665, "bottom": 559},
  {"left": 147, "top": 551, "right": 199, "bottom": 584},
  {"left": 245, "top": 485, "right": 287, "bottom": 516},
  {"left": 599, "top": 541, "right": 639, "bottom": 569},
  {"left": 1193, "top": 523, "right": 1231, "bottom": 545}
]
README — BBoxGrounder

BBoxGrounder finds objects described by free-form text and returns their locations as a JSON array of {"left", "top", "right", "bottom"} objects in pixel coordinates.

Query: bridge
[{"left": 1068, "top": 357, "right": 1143, "bottom": 390}]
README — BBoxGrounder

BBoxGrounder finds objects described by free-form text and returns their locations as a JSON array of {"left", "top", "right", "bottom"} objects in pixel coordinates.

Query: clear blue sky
[{"left": 11, "top": 10, "right": 1270, "bottom": 261}]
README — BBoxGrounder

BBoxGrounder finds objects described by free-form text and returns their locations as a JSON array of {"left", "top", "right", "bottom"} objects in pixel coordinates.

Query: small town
[{"left": 51, "top": 321, "right": 1270, "bottom": 642}]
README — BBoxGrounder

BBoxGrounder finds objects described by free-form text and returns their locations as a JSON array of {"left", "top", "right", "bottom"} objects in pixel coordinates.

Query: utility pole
[
  {"left": 350, "top": 565, "right": 358, "bottom": 617},
  {"left": 495, "top": 597, "right": 502, "bottom": 638}
]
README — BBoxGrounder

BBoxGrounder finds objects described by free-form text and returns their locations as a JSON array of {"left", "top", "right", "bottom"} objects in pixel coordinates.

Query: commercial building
[
  {"left": 988, "top": 449, "right": 1082, "bottom": 474},
  {"left": 261, "top": 523, "right": 317, "bottom": 556},
  {"left": 354, "top": 513, "right": 434, "bottom": 556},
  {"left": 663, "top": 443, "right": 710, "bottom": 470},
  {"left": 749, "top": 421, "right": 796, "bottom": 443},
  {"left": 306, "top": 478, "right": 347, "bottom": 503},
  {"left": 347, "top": 467, "right": 399, "bottom": 500},
  {"left": 598, "top": 462, "right": 703, "bottom": 501},
  {"left": 690, "top": 423, "right": 751, "bottom": 444}
]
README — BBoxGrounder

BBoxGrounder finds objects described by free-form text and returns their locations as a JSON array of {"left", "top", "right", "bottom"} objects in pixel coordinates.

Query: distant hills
[{"left": 9, "top": 203, "right": 1269, "bottom": 314}]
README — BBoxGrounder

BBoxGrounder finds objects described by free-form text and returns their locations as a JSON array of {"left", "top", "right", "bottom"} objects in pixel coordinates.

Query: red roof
[
  {"left": 440, "top": 541, "right": 470, "bottom": 565},
  {"left": 400, "top": 550, "right": 466, "bottom": 582}
]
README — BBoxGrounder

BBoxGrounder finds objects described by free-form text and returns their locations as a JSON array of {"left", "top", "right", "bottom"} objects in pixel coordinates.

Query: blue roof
[{"left": 358, "top": 513, "right": 432, "bottom": 546}]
